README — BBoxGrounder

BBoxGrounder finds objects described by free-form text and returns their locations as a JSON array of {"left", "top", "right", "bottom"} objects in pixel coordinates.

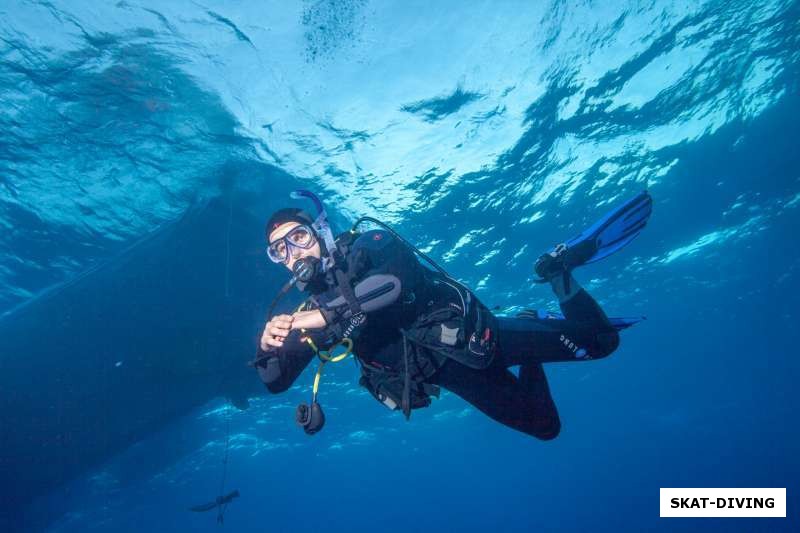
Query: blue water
[{"left": 1, "top": 0, "right": 799, "bottom": 531}]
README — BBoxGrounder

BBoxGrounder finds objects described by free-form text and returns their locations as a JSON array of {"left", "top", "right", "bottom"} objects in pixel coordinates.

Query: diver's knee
[
  {"left": 530, "top": 416, "right": 561, "bottom": 441},
  {"left": 536, "top": 421, "right": 561, "bottom": 441},
  {"left": 594, "top": 329, "right": 620, "bottom": 359}
]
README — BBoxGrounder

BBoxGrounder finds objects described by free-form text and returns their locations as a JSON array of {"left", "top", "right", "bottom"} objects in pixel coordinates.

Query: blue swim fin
[
  {"left": 608, "top": 316, "right": 645, "bottom": 331},
  {"left": 535, "top": 191, "right": 653, "bottom": 280}
]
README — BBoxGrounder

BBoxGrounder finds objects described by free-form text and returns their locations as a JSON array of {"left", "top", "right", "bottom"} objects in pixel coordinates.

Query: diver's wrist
[{"left": 292, "top": 310, "right": 326, "bottom": 330}]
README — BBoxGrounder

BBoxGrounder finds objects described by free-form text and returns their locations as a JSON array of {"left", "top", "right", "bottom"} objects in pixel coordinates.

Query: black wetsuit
[{"left": 256, "top": 230, "right": 620, "bottom": 440}]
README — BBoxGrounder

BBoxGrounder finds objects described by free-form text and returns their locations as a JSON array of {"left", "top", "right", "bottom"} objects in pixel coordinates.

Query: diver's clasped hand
[
  {"left": 260, "top": 310, "right": 329, "bottom": 350},
  {"left": 260, "top": 314, "right": 294, "bottom": 350}
]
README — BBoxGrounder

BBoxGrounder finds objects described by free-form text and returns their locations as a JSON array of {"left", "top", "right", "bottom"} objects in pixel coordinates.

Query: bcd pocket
[{"left": 359, "top": 368, "right": 438, "bottom": 412}]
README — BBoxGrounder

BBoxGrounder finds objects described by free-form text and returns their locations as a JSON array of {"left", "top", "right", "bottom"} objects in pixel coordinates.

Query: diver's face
[{"left": 268, "top": 221, "right": 322, "bottom": 273}]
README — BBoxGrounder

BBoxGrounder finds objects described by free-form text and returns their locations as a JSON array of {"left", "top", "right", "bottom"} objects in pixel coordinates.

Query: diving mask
[{"left": 266, "top": 224, "right": 317, "bottom": 264}]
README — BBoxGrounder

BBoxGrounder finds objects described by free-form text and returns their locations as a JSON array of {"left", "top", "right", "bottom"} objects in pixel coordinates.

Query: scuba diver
[{"left": 253, "top": 190, "right": 652, "bottom": 440}]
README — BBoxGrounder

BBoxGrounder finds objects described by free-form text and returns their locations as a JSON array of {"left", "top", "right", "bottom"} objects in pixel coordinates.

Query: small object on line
[{"left": 188, "top": 489, "right": 240, "bottom": 513}]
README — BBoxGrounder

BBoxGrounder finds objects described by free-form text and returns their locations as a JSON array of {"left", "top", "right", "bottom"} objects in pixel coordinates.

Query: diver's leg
[
  {"left": 516, "top": 362, "right": 560, "bottom": 438},
  {"left": 548, "top": 271, "right": 611, "bottom": 326},
  {"left": 495, "top": 311, "right": 619, "bottom": 364},
  {"left": 495, "top": 271, "right": 619, "bottom": 365},
  {"left": 430, "top": 358, "right": 560, "bottom": 440}
]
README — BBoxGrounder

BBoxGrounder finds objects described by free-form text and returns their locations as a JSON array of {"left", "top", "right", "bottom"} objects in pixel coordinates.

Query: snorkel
[{"left": 290, "top": 189, "right": 339, "bottom": 273}]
